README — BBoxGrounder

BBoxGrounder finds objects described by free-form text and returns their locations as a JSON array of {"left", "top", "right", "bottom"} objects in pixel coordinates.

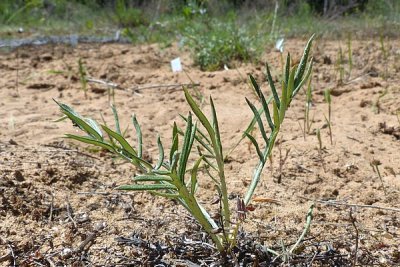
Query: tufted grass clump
[{"left": 56, "top": 35, "right": 315, "bottom": 255}]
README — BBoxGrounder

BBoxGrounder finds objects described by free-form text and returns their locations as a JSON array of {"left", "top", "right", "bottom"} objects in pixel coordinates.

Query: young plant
[
  {"left": 316, "top": 128, "right": 326, "bottom": 172},
  {"left": 324, "top": 89, "right": 333, "bottom": 145},
  {"left": 379, "top": 34, "right": 389, "bottom": 80},
  {"left": 336, "top": 45, "right": 345, "bottom": 85},
  {"left": 56, "top": 35, "right": 315, "bottom": 255},
  {"left": 303, "top": 76, "right": 314, "bottom": 136},
  {"left": 78, "top": 58, "right": 88, "bottom": 99},
  {"left": 347, "top": 34, "right": 353, "bottom": 80}
]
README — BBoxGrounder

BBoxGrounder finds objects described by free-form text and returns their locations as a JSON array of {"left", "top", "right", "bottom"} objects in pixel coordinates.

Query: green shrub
[{"left": 182, "top": 18, "right": 259, "bottom": 71}]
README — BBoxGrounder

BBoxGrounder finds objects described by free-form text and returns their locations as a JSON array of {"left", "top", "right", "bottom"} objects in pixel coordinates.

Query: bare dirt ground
[{"left": 0, "top": 38, "right": 399, "bottom": 266}]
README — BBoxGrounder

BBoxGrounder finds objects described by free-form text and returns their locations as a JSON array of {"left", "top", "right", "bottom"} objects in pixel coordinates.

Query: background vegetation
[{"left": 1, "top": 0, "right": 399, "bottom": 70}]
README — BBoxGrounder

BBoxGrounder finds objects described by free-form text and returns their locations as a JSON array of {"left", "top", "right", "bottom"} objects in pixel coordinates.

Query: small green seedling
[
  {"left": 336, "top": 45, "right": 345, "bottom": 85},
  {"left": 304, "top": 76, "right": 314, "bottom": 137},
  {"left": 324, "top": 89, "right": 333, "bottom": 145},
  {"left": 316, "top": 128, "right": 322, "bottom": 152},
  {"left": 78, "top": 58, "right": 88, "bottom": 98},
  {"left": 347, "top": 34, "right": 353, "bottom": 80},
  {"left": 56, "top": 35, "right": 315, "bottom": 256},
  {"left": 379, "top": 34, "right": 389, "bottom": 80}
]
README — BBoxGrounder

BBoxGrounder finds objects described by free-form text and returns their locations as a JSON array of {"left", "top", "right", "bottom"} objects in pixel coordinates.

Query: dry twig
[{"left": 349, "top": 208, "right": 359, "bottom": 267}]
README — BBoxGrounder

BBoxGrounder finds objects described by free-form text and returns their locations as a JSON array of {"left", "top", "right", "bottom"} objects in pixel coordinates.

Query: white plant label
[{"left": 171, "top": 57, "right": 183, "bottom": 72}]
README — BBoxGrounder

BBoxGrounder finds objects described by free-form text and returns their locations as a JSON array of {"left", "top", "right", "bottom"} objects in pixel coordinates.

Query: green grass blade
[
  {"left": 244, "top": 132, "right": 264, "bottom": 163},
  {"left": 132, "top": 114, "right": 143, "bottom": 158},
  {"left": 117, "top": 184, "right": 177, "bottom": 191},
  {"left": 294, "top": 34, "right": 315, "bottom": 87},
  {"left": 65, "top": 134, "right": 114, "bottom": 152},
  {"left": 245, "top": 98, "right": 269, "bottom": 144},
  {"left": 155, "top": 135, "right": 164, "bottom": 170},
  {"left": 265, "top": 63, "right": 280, "bottom": 110},
  {"left": 111, "top": 104, "right": 121, "bottom": 135}
]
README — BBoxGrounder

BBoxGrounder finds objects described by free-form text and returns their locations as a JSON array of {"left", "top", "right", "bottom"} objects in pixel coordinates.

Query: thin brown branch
[
  {"left": 300, "top": 197, "right": 400, "bottom": 212},
  {"left": 349, "top": 208, "right": 359, "bottom": 267},
  {"left": 130, "top": 83, "right": 200, "bottom": 91}
]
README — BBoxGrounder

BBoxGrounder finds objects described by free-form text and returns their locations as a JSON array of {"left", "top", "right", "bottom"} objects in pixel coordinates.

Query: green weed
[
  {"left": 304, "top": 76, "right": 314, "bottom": 136},
  {"left": 78, "top": 58, "right": 88, "bottom": 99},
  {"left": 347, "top": 35, "right": 353, "bottom": 79},
  {"left": 56, "top": 35, "right": 315, "bottom": 255},
  {"left": 324, "top": 89, "right": 333, "bottom": 145}
]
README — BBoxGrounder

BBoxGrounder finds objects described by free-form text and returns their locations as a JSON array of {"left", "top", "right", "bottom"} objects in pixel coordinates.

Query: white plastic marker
[
  {"left": 171, "top": 57, "right": 182, "bottom": 72},
  {"left": 275, "top": 38, "right": 284, "bottom": 53}
]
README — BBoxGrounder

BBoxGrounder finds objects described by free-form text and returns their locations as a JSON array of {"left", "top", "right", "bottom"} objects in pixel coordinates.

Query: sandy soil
[{"left": 0, "top": 38, "right": 399, "bottom": 266}]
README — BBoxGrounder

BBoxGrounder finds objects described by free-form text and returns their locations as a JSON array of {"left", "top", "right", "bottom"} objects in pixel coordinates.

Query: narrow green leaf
[
  {"left": 132, "top": 114, "right": 143, "bottom": 158},
  {"left": 245, "top": 98, "right": 269, "bottom": 144},
  {"left": 180, "top": 114, "right": 212, "bottom": 146},
  {"left": 153, "top": 169, "right": 172, "bottom": 176},
  {"left": 111, "top": 104, "right": 121, "bottom": 135},
  {"left": 279, "top": 81, "right": 288, "bottom": 124},
  {"left": 284, "top": 53, "right": 291, "bottom": 86},
  {"left": 197, "top": 147, "right": 219, "bottom": 172},
  {"left": 99, "top": 112, "right": 117, "bottom": 147},
  {"left": 84, "top": 118, "right": 103, "bottom": 139},
  {"left": 265, "top": 63, "right": 280, "bottom": 110},
  {"left": 294, "top": 34, "right": 315, "bottom": 87},
  {"left": 170, "top": 150, "right": 179, "bottom": 172},
  {"left": 210, "top": 97, "right": 223, "bottom": 157},
  {"left": 170, "top": 122, "right": 179, "bottom": 164},
  {"left": 54, "top": 115, "right": 67, "bottom": 122},
  {"left": 178, "top": 113, "right": 196, "bottom": 182},
  {"left": 101, "top": 125, "right": 152, "bottom": 169},
  {"left": 292, "top": 59, "right": 314, "bottom": 99},
  {"left": 183, "top": 87, "right": 215, "bottom": 143},
  {"left": 286, "top": 67, "right": 296, "bottom": 103},
  {"left": 55, "top": 100, "right": 103, "bottom": 140},
  {"left": 190, "top": 156, "right": 203, "bottom": 195},
  {"left": 101, "top": 125, "right": 137, "bottom": 156},
  {"left": 117, "top": 184, "right": 177, "bottom": 191},
  {"left": 272, "top": 101, "right": 280, "bottom": 127},
  {"left": 244, "top": 132, "right": 264, "bottom": 163},
  {"left": 155, "top": 135, "right": 164, "bottom": 170},
  {"left": 249, "top": 75, "right": 275, "bottom": 131},
  {"left": 133, "top": 175, "right": 173, "bottom": 182},
  {"left": 65, "top": 134, "right": 114, "bottom": 152}
]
